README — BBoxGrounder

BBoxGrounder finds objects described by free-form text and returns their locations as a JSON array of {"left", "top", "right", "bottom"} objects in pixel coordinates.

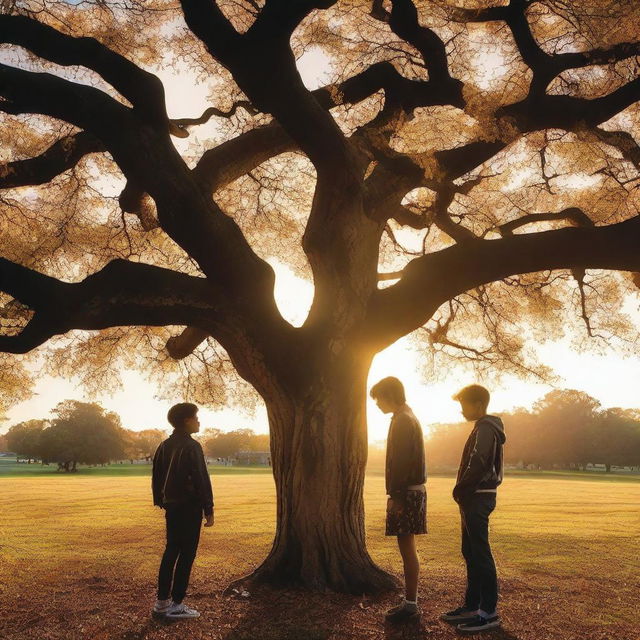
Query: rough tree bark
[{"left": 256, "top": 351, "right": 396, "bottom": 592}]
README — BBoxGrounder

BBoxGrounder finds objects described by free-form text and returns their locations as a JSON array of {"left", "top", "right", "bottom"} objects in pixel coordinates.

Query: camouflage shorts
[{"left": 385, "top": 488, "right": 427, "bottom": 536}]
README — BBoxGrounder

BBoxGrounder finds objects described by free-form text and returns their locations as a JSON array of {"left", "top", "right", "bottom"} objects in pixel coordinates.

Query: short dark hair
[
  {"left": 453, "top": 384, "right": 490, "bottom": 407},
  {"left": 370, "top": 377, "right": 406, "bottom": 405},
  {"left": 167, "top": 402, "right": 198, "bottom": 429}
]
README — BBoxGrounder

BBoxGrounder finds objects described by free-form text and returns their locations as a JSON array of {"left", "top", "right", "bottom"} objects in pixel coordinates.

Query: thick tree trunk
[{"left": 244, "top": 352, "right": 398, "bottom": 594}]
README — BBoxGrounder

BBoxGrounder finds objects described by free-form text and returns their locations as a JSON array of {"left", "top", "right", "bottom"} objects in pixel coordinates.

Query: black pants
[
  {"left": 157, "top": 503, "right": 203, "bottom": 604},
  {"left": 460, "top": 493, "right": 498, "bottom": 613}
]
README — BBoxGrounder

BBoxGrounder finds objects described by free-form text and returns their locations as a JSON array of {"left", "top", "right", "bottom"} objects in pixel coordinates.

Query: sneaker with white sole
[
  {"left": 165, "top": 602, "right": 201, "bottom": 619},
  {"left": 440, "top": 606, "right": 479, "bottom": 624},
  {"left": 152, "top": 598, "right": 172, "bottom": 615},
  {"left": 457, "top": 614, "right": 501, "bottom": 633},
  {"left": 384, "top": 600, "right": 420, "bottom": 623}
]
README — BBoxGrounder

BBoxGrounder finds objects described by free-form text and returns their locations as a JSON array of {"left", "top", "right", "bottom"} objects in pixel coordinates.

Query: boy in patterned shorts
[{"left": 370, "top": 377, "right": 426, "bottom": 623}]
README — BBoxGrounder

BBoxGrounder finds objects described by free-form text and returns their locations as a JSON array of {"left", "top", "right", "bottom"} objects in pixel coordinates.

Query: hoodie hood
[{"left": 478, "top": 415, "right": 506, "bottom": 444}]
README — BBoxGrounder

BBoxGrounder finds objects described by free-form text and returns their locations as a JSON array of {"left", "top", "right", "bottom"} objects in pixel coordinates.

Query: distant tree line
[
  {"left": 4, "top": 401, "right": 129, "bottom": 471},
  {"left": 3, "top": 400, "right": 167, "bottom": 470},
  {"left": 427, "top": 390, "right": 640, "bottom": 472},
  {"left": 199, "top": 428, "right": 270, "bottom": 460},
  {"left": 2, "top": 401, "right": 271, "bottom": 471},
  {"left": 5, "top": 390, "right": 637, "bottom": 473}
]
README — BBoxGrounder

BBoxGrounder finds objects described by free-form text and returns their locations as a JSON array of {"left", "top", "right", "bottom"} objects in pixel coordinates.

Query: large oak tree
[{"left": 1, "top": 0, "right": 639, "bottom": 592}]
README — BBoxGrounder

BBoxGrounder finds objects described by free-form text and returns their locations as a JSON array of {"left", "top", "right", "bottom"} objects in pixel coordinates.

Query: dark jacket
[
  {"left": 385, "top": 404, "right": 426, "bottom": 498},
  {"left": 152, "top": 431, "right": 214, "bottom": 516},
  {"left": 453, "top": 415, "right": 506, "bottom": 503}
]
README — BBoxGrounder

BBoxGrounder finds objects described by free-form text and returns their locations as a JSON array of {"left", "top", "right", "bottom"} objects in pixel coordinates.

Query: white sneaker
[
  {"left": 152, "top": 598, "right": 172, "bottom": 614},
  {"left": 165, "top": 602, "right": 200, "bottom": 619}
]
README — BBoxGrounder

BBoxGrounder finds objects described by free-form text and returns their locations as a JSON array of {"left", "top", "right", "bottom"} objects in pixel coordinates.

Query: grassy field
[
  {"left": 3, "top": 457, "right": 639, "bottom": 482},
  {"left": 0, "top": 472, "right": 638, "bottom": 640},
  {"left": 0, "top": 458, "right": 273, "bottom": 477}
]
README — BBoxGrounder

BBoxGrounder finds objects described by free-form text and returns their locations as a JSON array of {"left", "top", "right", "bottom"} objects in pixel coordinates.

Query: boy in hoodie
[
  {"left": 151, "top": 403, "right": 214, "bottom": 620},
  {"left": 440, "top": 385, "right": 505, "bottom": 634}
]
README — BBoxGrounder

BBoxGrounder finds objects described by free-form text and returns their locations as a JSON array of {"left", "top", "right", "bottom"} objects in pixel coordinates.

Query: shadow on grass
[
  {"left": 383, "top": 616, "right": 431, "bottom": 639},
  {"left": 212, "top": 583, "right": 525, "bottom": 640},
  {"left": 382, "top": 618, "right": 521, "bottom": 640},
  {"left": 218, "top": 586, "right": 342, "bottom": 640}
]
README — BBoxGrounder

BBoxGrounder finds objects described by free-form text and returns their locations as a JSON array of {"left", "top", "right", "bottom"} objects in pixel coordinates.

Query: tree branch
[
  {"left": 434, "top": 141, "right": 508, "bottom": 180},
  {"left": 378, "top": 270, "right": 404, "bottom": 281},
  {"left": 387, "top": 0, "right": 457, "bottom": 86},
  {"left": 498, "top": 207, "right": 594, "bottom": 236},
  {"left": 590, "top": 127, "right": 640, "bottom": 172},
  {"left": 0, "top": 15, "right": 169, "bottom": 127},
  {"left": 0, "top": 63, "right": 130, "bottom": 138},
  {"left": 193, "top": 122, "right": 296, "bottom": 193},
  {"left": 0, "top": 131, "right": 104, "bottom": 188},
  {"left": 170, "top": 100, "right": 259, "bottom": 136},
  {"left": 314, "top": 60, "right": 464, "bottom": 112},
  {"left": 191, "top": 58, "right": 467, "bottom": 197},
  {"left": 248, "top": 0, "right": 339, "bottom": 41},
  {"left": 430, "top": 186, "right": 479, "bottom": 243},
  {"left": 445, "top": 5, "right": 508, "bottom": 23},
  {"left": 411, "top": 77, "right": 640, "bottom": 206},
  {"left": 554, "top": 41, "right": 640, "bottom": 73},
  {"left": 367, "top": 215, "right": 640, "bottom": 348},
  {"left": 0, "top": 63, "right": 283, "bottom": 330},
  {"left": 166, "top": 327, "right": 210, "bottom": 360},
  {"left": 180, "top": 0, "right": 357, "bottom": 180},
  {"left": 446, "top": 1, "right": 640, "bottom": 96},
  {"left": 388, "top": 204, "right": 428, "bottom": 229},
  {"left": 0, "top": 258, "right": 222, "bottom": 354},
  {"left": 500, "top": 76, "right": 640, "bottom": 131},
  {"left": 118, "top": 181, "right": 159, "bottom": 231}
]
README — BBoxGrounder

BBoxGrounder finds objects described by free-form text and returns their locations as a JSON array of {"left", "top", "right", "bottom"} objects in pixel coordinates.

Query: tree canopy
[
  {"left": 1, "top": 0, "right": 639, "bottom": 400},
  {"left": 40, "top": 400, "right": 126, "bottom": 469},
  {"left": 125, "top": 427, "right": 167, "bottom": 461},
  {"left": 5, "top": 418, "right": 46, "bottom": 460},
  {"left": 201, "top": 427, "right": 270, "bottom": 458},
  {"left": 5, "top": 401, "right": 128, "bottom": 469}
]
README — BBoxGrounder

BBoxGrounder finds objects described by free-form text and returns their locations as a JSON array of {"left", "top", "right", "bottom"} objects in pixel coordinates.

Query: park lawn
[
  {"left": 0, "top": 474, "right": 637, "bottom": 640},
  {"left": 0, "top": 458, "right": 273, "bottom": 477},
  {"left": 4, "top": 457, "right": 639, "bottom": 482}
]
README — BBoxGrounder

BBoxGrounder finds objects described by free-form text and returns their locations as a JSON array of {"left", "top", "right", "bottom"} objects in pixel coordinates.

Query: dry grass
[{"left": 0, "top": 474, "right": 637, "bottom": 640}]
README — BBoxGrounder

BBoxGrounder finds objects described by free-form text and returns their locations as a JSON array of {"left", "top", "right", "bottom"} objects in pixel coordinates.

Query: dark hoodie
[{"left": 453, "top": 415, "right": 506, "bottom": 503}]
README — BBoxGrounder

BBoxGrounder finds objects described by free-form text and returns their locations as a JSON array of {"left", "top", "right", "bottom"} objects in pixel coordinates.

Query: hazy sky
[{"left": 2, "top": 40, "right": 640, "bottom": 442}]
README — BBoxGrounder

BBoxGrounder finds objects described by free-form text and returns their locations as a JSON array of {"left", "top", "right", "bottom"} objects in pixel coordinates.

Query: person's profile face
[
  {"left": 185, "top": 413, "right": 200, "bottom": 433},
  {"left": 459, "top": 399, "right": 485, "bottom": 421},
  {"left": 375, "top": 396, "right": 395, "bottom": 414}
]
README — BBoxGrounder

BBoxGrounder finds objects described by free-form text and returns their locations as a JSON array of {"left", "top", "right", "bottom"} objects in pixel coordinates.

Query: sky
[{"left": 2, "top": 36, "right": 640, "bottom": 443}]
